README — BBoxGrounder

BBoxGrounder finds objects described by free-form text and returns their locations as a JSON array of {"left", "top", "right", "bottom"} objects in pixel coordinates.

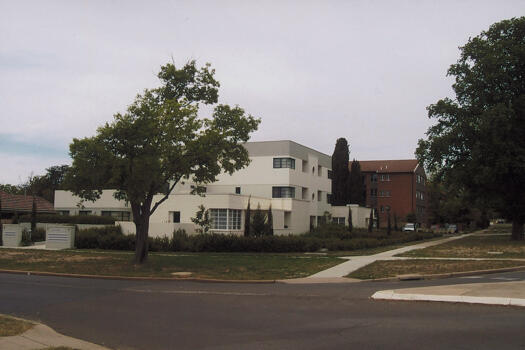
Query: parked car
[
  {"left": 447, "top": 224, "right": 458, "bottom": 234},
  {"left": 402, "top": 223, "right": 416, "bottom": 232}
]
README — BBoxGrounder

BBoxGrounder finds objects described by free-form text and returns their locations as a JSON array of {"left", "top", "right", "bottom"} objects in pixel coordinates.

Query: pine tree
[
  {"left": 331, "top": 138, "right": 350, "bottom": 205},
  {"left": 244, "top": 197, "right": 251, "bottom": 236},
  {"left": 266, "top": 205, "right": 273, "bottom": 236}
]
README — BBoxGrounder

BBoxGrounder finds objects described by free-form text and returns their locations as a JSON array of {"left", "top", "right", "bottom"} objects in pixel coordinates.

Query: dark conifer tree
[
  {"left": 349, "top": 159, "right": 365, "bottom": 205},
  {"left": 348, "top": 206, "right": 353, "bottom": 233},
  {"left": 244, "top": 197, "right": 251, "bottom": 236},
  {"left": 331, "top": 138, "right": 350, "bottom": 205},
  {"left": 266, "top": 205, "right": 274, "bottom": 236},
  {"left": 368, "top": 208, "right": 374, "bottom": 232},
  {"left": 31, "top": 197, "right": 37, "bottom": 233}
]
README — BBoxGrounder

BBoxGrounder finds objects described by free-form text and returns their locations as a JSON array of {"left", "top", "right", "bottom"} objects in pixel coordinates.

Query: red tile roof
[
  {"left": 357, "top": 159, "right": 420, "bottom": 173},
  {"left": 0, "top": 191, "right": 55, "bottom": 213}
]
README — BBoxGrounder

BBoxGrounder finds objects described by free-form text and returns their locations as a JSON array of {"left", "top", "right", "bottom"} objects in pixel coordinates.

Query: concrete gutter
[
  {"left": 371, "top": 281, "right": 525, "bottom": 308},
  {"left": 0, "top": 317, "right": 109, "bottom": 350},
  {"left": 0, "top": 269, "right": 276, "bottom": 284}
]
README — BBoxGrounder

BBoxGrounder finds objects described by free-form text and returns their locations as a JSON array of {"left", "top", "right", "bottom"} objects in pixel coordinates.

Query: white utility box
[
  {"left": 46, "top": 226, "right": 75, "bottom": 250},
  {"left": 2, "top": 224, "right": 22, "bottom": 247}
]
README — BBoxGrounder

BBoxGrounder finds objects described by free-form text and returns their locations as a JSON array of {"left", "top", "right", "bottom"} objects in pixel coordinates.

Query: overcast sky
[{"left": 1, "top": 0, "right": 524, "bottom": 184}]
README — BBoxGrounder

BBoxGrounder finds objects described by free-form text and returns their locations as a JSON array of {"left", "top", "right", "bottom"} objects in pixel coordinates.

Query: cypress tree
[
  {"left": 251, "top": 204, "right": 267, "bottom": 237},
  {"left": 331, "top": 138, "right": 350, "bottom": 205},
  {"left": 348, "top": 206, "right": 353, "bottom": 233},
  {"left": 387, "top": 210, "right": 391, "bottom": 235},
  {"left": 349, "top": 159, "right": 365, "bottom": 205},
  {"left": 0, "top": 195, "right": 3, "bottom": 246},
  {"left": 31, "top": 197, "right": 37, "bottom": 233},
  {"left": 368, "top": 208, "right": 374, "bottom": 232},
  {"left": 394, "top": 213, "right": 399, "bottom": 231},
  {"left": 244, "top": 197, "right": 251, "bottom": 236},
  {"left": 266, "top": 205, "right": 273, "bottom": 236}
]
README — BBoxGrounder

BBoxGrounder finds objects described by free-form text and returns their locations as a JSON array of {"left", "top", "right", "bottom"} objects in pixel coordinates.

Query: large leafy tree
[
  {"left": 331, "top": 138, "right": 350, "bottom": 205},
  {"left": 417, "top": 17, "right": 525, "bottom": 240},
  {"left": 66, "top": 60, "right": 260, "bottom": 262}
]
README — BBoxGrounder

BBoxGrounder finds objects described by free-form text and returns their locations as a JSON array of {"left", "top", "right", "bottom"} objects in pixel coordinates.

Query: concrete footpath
[
  {"left": 372, "top": 280, "right": 525, "bottom": 307},
  {"left": 308, "top": 234, "right": 472, "bottom": 278},
  {"left": 0, "top": 321, "right": 109, "bottom": 350}
]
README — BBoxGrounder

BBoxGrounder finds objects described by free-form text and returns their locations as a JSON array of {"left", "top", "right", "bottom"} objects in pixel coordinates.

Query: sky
[{"left": 1, "top": 0, "right": 524, "bottom": 184}]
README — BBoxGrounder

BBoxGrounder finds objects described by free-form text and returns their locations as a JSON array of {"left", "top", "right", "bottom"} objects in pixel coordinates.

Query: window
[
  {"left": 327, "top": 193, "right": 332, "bottom": 204},
  {"left": 101, "top": 211, "right": 131, "bottom": 221},
  {"left": 210, "top": 209, "right": 228, "bottom": 230},
  {"left": 272, "top": 186, "right": 295, "bottom": 198},
  {"left": 228, "top": 209, "right": 241, "bottom": 230},
  {"left": 302, "top": 159, "right": 308, "bottom": 173},
  {"left": 416, "top": 191, "right": 425, "bottom": 201},
  {"left": 273, "top": 157, "right": 295, "bottom": 169},
  {"left": 317, "top": 190, "right": 322, "bottom": 202},
  {"left": 379, "top": 190, "right": 391, "bottom": 197},
  {"left": 327, "top": 170, "right": 333, "bottom": 179},
  {"left": 385, "top": 205, "right": 390, "bottom": 211},
  {"left": 380, "top": 174, "right": 390, "bottom": 181},
  {"left": 170, "top": 211, "right": 180, "bottom": 223},
  {"left": 380, "top": 206, "right": 385, "bottom": 213},
  {"left": 332, "top": 217, "right": 345, "bottom": 225},
  {"left": 371, "top": 174, "right": 378, "bottom": 183},
  {"left": 79, "top": 210, "right": 91, "bottom": 216},
  {"left": 416, "top": 174, "right": 426, "bottom": 184},
  {"left": 370, "top": 188, "right": 377, "bottom": 197},
  {"left": 318, "top": 165, "right": 322, "bottom": 177},
  {"left": 235, "top": 187, "right": 241, "bottom": 194},
  {"left": 210, "top": 209, "right": 241, "bottom": 230},
  {"left": 58, "top": 210, "right": 69, "bottom": 216}
]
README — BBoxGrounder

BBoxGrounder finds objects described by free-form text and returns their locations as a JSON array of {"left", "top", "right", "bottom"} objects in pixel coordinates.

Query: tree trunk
[
  {"left": 134, "top": 217, "right": 150, "bottom": 264},
  {"left": 511, "top": 220, "right": 525, "bottom": 241}
]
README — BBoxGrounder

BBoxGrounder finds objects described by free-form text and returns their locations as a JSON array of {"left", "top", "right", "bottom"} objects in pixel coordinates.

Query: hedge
[
  {"left": 75, "top": 227, "right": 441, "bottom": 253},
  {"left": 19, "top": 214, "right": 116, "bottom": 225}
]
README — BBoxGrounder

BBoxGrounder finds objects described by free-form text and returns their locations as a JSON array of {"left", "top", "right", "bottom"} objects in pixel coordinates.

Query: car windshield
[{"left": 405, "top": 224, "right": 414, "bottom": 228}]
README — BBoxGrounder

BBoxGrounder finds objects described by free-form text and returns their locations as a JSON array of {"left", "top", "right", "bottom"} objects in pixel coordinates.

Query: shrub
[
  {"left": 19, "top": 214, "right": 116, "bottom": 225},
  {"left": 72, "top": 227, "right": 441, "bottom": 253},
  {"left": 21, "top": 229, "right": 32, "bottom": 246},
  {"left": 75, "top": 226, "right": 134, "bottom": 250},
  {"left": 31, "top": 228, "right": 46, "bottom": 242}
]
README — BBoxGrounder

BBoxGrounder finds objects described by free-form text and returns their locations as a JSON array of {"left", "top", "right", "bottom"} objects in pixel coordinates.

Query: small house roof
[{"left": 0, "top": 191, "right": 55, "bottom": 213}]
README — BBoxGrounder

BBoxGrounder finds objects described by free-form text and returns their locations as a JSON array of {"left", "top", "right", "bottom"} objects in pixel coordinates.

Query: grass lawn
[
  {"left": 0, "top": 249, "right": 344, "bottom": 280},
  {"left": 0, "top": 315, "right": 34, "bottom": 336},
  {"left": 398, "top": 233, "right": 525, "bottom": 259},
  {"left": 347, "top": 259, "right": 525, "bottom": 280}
]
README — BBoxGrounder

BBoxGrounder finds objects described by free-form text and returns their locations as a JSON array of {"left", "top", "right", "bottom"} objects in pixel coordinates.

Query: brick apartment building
[{"left": 358, "top": 159, "right": 427, "bottom": 226}]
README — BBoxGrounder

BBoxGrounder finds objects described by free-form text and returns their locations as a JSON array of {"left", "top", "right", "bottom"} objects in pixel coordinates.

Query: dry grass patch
[
  {"left": 0, "top": 315, "right": 34, "bottom": 337},
  {"left": 400, "top": 233, "right": 525, "bottom": 259},
  {"left": 0, "top": 249, "right": 344, "bottom": 280},
  {"left": 347, "top": 259, "right": 525, "bottom": 280}
]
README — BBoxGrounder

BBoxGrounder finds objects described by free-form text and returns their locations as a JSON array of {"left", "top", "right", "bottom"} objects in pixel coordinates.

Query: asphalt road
[{"left": 1, "top": 272, "right": 525, "bottom": 350}]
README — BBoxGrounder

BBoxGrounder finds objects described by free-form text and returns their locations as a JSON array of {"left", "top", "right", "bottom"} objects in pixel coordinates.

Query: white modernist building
[{"left": 55, "top": 140, "right": 370, "bottom": 237}]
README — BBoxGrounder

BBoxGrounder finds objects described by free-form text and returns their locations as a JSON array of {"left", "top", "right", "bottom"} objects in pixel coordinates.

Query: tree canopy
[
  {"left": 66, "top": 60, "right": 260, "bottom": 262},
  {"left": 416, "top": 17, "right": 525, "bottom": 240}
]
